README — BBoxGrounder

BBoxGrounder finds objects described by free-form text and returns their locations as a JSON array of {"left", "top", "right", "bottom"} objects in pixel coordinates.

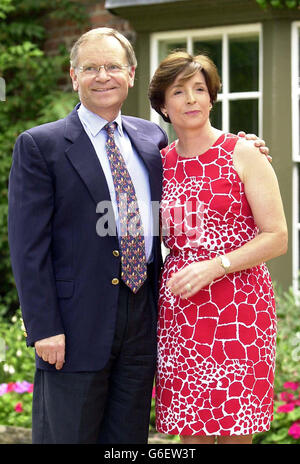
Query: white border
[{"left": 150, "top": 23, "right": 262, "bottom": 135}]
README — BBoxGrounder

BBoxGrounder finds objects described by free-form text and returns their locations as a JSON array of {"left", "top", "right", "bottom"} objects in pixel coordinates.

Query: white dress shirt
[{"left": 77, "top": 104, "right": 153, "bottom": 262}]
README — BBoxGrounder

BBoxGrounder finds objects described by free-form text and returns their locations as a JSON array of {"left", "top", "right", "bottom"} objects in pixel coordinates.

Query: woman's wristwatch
[{"left": 218, "top": 255, "right": 231, "bottom": 274}]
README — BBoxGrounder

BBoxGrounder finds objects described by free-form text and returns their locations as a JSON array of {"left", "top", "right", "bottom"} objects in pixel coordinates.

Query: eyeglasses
[{"left": 77, "top": 64, "right": 130, "bottom": 76}]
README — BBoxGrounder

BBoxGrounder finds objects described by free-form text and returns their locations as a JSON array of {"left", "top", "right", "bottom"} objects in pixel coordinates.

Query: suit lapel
[
  {"left": 64, "top": 108, "right": 111, "bottom": 205},
  {"left": 64, "top": 107, "right": 117, "bottom": 235}
]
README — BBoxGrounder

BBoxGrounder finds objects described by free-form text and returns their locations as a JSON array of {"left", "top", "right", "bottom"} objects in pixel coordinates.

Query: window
[
  {"left": 292, "top": 22, "right": 300, "bottom": 297},
  {"left": 150, "top": 24, "right": 262, "bottom": 142}
]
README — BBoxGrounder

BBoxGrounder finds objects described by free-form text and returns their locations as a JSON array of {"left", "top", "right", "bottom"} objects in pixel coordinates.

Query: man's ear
[
  {"left": 128, "top": 66, "right": 136, "bottom": 88},
  {"left": 70, "top": 67, "right": 79, "bottom": 92}
]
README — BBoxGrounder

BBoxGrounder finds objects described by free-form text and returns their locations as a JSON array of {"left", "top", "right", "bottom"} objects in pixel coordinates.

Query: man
[{"left": 8, "top": 27, "right": 269, "bottom": 444}]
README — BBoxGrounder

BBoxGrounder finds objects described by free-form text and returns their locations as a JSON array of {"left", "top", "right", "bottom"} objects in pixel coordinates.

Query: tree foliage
[{"left": 0, "top": 0, "right": 86, "bottom": 317}]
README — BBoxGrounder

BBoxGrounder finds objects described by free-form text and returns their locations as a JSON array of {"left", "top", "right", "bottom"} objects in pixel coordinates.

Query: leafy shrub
[
  {"left": 252, "top": 286, "right": 300, "bottom": 443},
  {"left": 0, "top": 311, "right": 35, "bottom": 385},
  {"left": 0, "top": 381, "right": 33, "bottom": 428},
  {"left": 0, "top": 311, "right": 35, "bottom": 427},
  {"left": 253, "top": 382, "right": 300, "bottom": 443},
  {"left": 273, "top": 284, "right": 300, "bottom": 391},
  {"left": 0, "top": 0, "right": 84, "bottom": 319}
]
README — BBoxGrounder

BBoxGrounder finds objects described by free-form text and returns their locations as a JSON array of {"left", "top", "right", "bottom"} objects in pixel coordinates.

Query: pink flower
[
  {"left": 27, "top": 383, "right": 33, "bottom": 393},
  {"left": 284, "top": 382, "right": 300, "bottom": 391},
  {"left": 6, "top": 382, "right": 16, "bottom": 393},
  {"left": 279, "top": 391, "right": 295, "bottom": 402},
  {"left": 277, "top": 403, "right": 295, "bottom": 413},
  {"left": 0, "top": 384, "right": 7, "bottom": 396},
  {"left": 0, "top": 381, "right": 34, "bottom": 396},
  {"left": 288, "top": 422, "right": 300, "bottom": 440},
  {"left": 14, "top": 381, "right": 33, "bottom": 393},
  {"left": 14, "top": 402, "right": 23, "bottom": 413}
]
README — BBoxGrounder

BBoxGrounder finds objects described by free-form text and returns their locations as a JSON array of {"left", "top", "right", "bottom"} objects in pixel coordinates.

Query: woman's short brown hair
[{"left": 148, "top": 51, "right": 221, "bottom": 123}]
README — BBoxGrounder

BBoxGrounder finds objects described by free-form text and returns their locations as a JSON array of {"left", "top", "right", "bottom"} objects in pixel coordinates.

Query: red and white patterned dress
[{"left": 156, "top": 133, "right": 276, "bottom": 436}]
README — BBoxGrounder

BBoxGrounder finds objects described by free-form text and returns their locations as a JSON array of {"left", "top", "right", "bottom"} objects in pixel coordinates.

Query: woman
[{"left": 148, "top": 51, "right": 288, "bottom": 445}]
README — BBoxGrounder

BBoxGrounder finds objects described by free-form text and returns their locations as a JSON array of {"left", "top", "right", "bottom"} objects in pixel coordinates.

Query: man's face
[{"left": 70, "top": 35, "right": 135, "bottom": 121}]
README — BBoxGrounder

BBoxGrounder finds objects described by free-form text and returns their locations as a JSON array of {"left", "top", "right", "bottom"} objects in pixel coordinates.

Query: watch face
[{"left": 222, "top": 257, "right": 230, "bottom": 268}]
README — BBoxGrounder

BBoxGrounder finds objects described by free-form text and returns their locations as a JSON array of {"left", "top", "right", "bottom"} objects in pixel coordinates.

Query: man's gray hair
[{"left": 70, "top": 27, "right": 137, "bottom": 69}]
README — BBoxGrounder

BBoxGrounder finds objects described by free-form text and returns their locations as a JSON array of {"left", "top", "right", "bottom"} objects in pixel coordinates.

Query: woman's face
[{"left": 161, "top": 70, "right": 212, "bottom": 131}]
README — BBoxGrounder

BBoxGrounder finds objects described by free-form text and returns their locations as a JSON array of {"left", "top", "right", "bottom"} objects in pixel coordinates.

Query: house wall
[
  {"left": 43, "top": 1, "right": 134, "bottom": 59},
  {"left": 262, "top": 19, "right": 293, "bottom": 291}
]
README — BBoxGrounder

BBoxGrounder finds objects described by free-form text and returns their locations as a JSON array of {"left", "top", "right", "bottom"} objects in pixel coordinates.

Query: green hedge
[{"left": 0, "top": 0, "right": 85, "bottom": 318}]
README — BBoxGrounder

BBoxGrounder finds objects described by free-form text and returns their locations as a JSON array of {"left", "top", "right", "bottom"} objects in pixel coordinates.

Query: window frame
[
  {"left": 292, "top": 22, "right": 300, "bottom": 297},
  {"left": 150, "top": 23, "right": 263, "bottom": 136}
]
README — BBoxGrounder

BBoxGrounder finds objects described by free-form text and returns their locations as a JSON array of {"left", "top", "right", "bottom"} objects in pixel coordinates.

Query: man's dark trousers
[{"left": 32, "top": 275, "right": 157, "bottom": 444}]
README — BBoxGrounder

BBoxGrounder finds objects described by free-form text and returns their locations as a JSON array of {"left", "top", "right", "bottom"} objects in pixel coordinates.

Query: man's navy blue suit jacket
[{"left": 8, "top": 105, "right": 168, "bottom": 372}]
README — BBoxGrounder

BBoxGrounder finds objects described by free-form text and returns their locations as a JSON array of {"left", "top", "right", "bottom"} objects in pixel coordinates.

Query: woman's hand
[{"left": 166, "top": 258, "right": 224, "bottom": 299}]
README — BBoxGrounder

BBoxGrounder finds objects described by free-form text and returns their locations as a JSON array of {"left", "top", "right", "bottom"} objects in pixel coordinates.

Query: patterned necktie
[{"left": 104, "top": 122, "right": 147, "bottom": 293}]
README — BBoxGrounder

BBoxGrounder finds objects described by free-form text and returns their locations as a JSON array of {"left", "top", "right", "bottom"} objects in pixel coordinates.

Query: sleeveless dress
[{"left": 156, "top": 133, "right": 277, "bottom": 436}]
